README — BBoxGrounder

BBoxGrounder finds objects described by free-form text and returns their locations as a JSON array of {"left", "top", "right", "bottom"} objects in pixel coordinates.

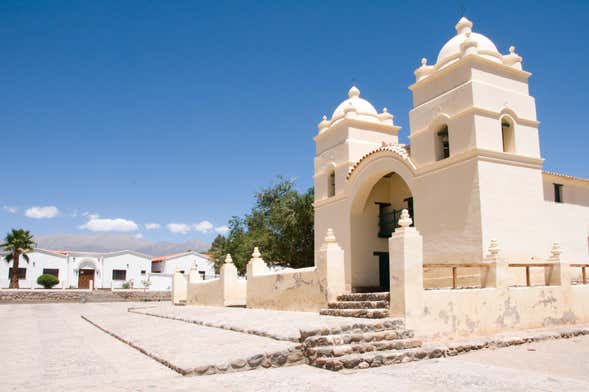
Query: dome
[
  {"left": 435, "top": 17, "right": 502, "bottom": 69},
  {"left": 331, "top": 86, "right": 378, "bottom": 119}
]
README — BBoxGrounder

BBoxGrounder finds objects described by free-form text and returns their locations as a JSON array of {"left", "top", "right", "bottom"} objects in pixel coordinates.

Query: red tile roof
[{"left": 151, "top": 252, "right": 192, "bottom": 262}]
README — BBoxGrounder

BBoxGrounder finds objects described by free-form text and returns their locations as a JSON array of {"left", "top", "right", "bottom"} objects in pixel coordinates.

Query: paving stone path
[
  {"left": 81, "top": 310, "right": 302, "bottom": 375},
  {"left": 130, "top": 304, "right": 400, "bottom": 341},
  {"left": 3, "top": 302, "right": 589, "bottom": 391}
]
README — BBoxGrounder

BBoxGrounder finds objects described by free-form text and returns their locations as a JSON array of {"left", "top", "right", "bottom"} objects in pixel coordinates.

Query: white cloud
[
  {"left": 145, "top": 223, "right": 161, "bottom": 230},
  {"left": 194, "top": 220, "right": 213, "bottom": 233},
  {"left": 3, "top": 205, "right": 18, "bottom": 214},
  {"left": 133, "top": 233, "right": 144, "bottom": 239},
  {"left": 82, "top": 211, "right": 100, "bottom": 220},
  {"left": 166, "top": 223, "right": 191, "bottom": 234},
  {"left": 25, "top": 206, "right": 59, "bottom": 219},
  {"left": 214, "top": 225, "right": 229, "bottom": 235},
  {"left": 80, "top": 217, "right": 139, "bottom": 232}
]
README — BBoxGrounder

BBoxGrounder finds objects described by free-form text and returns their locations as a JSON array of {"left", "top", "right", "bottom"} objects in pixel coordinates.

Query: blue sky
[{"left": 1, "top": 0, "right": 588, "bottom": 243}]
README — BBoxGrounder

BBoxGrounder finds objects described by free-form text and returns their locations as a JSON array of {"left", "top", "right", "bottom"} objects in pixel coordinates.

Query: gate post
[{"left": 388, "top": 209, "right": 423, "bottom": 328}]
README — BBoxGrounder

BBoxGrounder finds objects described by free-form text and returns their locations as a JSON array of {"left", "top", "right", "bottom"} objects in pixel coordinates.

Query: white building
[
  {"left": 151, "top": 251, "right": 216, "bottom": 279},
  {"left": 1, "top": 249, "right": 151, "bottom": 289},
  {"left": 313, "top": 17, "right": 589, "bottom": 292}
]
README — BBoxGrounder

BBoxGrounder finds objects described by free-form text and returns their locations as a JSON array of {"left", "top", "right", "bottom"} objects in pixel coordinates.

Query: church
[
  {"left": 177, "top": 17, "right": 589, "bottom": 339},
  {"left": 312, "top": 17, "right": 589, "bottom": 293}
]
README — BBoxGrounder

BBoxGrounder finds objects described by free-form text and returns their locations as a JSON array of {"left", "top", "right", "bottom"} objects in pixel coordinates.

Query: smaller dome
[{"left": 331, "top": 86, "right": 378, "bottom": 119}]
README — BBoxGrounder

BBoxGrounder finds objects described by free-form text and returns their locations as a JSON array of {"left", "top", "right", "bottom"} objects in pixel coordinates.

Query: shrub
[
  {"left": 37, "top": 274, "right": 59, "bottom": 289},
  {"left": 122, "top": 281, "right": 131, "bottom": 289}
]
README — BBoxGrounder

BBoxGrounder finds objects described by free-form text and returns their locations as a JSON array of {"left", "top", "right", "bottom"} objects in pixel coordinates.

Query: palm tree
[{"left": 1, "top": 229, "right": 36, "bottom": 289}]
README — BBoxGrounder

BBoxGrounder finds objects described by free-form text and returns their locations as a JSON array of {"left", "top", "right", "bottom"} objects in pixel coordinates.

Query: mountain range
[{"left": 33, "top": 233, "right": 210, "bottom": 256}]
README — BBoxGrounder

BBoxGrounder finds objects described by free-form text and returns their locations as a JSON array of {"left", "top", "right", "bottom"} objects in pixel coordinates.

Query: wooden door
[
  {"left": 373, "top": 252, "right": 390, "bottom": 291},
  {"left": 78, "top": 269, "right": 95, "bottom": 289}
]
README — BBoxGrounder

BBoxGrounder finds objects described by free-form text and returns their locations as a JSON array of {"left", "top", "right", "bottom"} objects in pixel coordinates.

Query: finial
[
  {"left": 224, "top": 254, "right": 233, "bottom": 264},
  {"left": 455, "top": 16, "right": 473, "bottom": 35},
  {"left": 488, "top": 239, "right": 500, "bottom": 256},
  {"left": 550, "top": 241, "right": 562, "bottom": 259},
  {"left": 398, "top": 209, "right": 413, "bottom": 228},
  {"left": 348, "top": 85, "right": 360, "bottom": 98},
  {"left": 324, "top": 228, "right": 336, "bottom": 243},
  {"left": 421, "top": 57, "right": 427, "bottom": 66},
  {"left": 509, "top": 46, "right": 515, "bottom": 54},
  {"left": 318, "top": 115, "right": 330, "bottom": 131},
  {"left": 252, "top": 247, "right": 261, "bottom": 259},
  {"left": 382, "top": 107, "right": 388, "bottom": 113}
]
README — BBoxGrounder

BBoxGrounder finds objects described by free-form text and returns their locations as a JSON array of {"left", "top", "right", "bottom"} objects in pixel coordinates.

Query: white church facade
[
  {"left": 177, "top": 17, "right": 589, "bottom": 338},
  {"left": 312, "top": 17, "right": 589, "bottom": 293}
]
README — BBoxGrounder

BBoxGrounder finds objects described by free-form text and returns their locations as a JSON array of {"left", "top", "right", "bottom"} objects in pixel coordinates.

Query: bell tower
[
  {"left": 408, "top": 17, "right": 541, "bottom": 167},
  {"left": 313, "top": 86, "right": 400, "bottom": 202},
  {"left": 408, "top": 17, "right": 546, "bottom": 261}
]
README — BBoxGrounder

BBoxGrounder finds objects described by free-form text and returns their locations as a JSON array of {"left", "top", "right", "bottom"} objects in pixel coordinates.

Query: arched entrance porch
[{"left": 347, "top": 149, "right": 417, "bottom": 293}]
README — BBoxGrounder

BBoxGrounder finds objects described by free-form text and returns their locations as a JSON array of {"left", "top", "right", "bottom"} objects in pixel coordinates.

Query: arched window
[
  {"left": 435, "top": 125, "right": 450, "bottom": 161},
  {"left": 328, "top": 170, "right": 336, "bottom": 197},
  {"left": 501, "top": 117, "right": 515, "bottom": 153}
]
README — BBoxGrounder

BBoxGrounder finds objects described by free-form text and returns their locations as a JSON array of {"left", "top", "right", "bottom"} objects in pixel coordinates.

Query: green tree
[
  {"left": 1, "top": 229, "right": 36, "bottom": 289},
  {"left": 209, "top": 177, "right": 314, "bottom": 274}
]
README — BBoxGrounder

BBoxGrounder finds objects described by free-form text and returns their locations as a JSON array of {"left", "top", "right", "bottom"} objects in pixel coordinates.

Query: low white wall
[
  {"left": 187, "top": 278, "right": 223, "bottom": 306},
  {"left": 148, "top": 273, "right": 173, "bottom": 291},
  {"left": 246, "top": 267, "right": 326, "bottom": 312},
  {"left": 184, "top": 260, "right": 246, "bottom": 307},
  {"left": 416, "top": 285, "right": 589, "bottom": 338}
]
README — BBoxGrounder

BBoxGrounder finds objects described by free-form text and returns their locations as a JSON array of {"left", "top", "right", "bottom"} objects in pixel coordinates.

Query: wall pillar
[
  {"left": 220, "top": 254, "right": 241, "bottom": 306},
  {"left": 189, "top": 265, "right": 200, "bottom": 284},
  {"left": 482, "top": 239, "right": 509, "bottom": 288},
  {"left": 389, "top": 210, "right": 423, "bottom": 328},
  {"left": 172, "top": 267, "right": 187, "bottom": 305},
  {"left": 246, "top": 247, "right": 267, "bottom": 279},
  {"left": 545, "top": 242, "right": 570, "bottom": 287},
  {"left": 317, "top": 228, "right": 346, "bottom": 302}
]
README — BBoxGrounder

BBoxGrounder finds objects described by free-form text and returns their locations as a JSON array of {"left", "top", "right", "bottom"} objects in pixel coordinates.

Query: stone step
[
  {"left": 299, "top": 319, "right": 405, "bottom": 340},
  {"left": 328, "top": 300, "right": 389, "bottom": 309},
  {"left": 336, "top": 292, "right": 390, "bottom": 302},
  {"left": 312, "top": 345, "right": 441, "bottom": 371},
  {"left": 319, "top": 308, "right": 390, "bottom": 319},
  {"left": 306, "top": 338, "right": 422, "bottom": 359},
  {"left": 302, "top": 329, "right": 414, "bottom": 348}
]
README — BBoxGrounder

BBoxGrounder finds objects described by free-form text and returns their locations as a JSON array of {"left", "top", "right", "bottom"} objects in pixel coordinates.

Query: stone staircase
[
  {"left": 301, "top": 318, "right": 423, "bottom": 371},
  {"left": 319, "top": 292, "right": 390, "bottom": 318}
]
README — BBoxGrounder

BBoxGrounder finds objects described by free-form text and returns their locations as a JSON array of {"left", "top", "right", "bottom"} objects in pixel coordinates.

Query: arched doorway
[{"left": 350, "top": 171, "right": 413, "bottom": 292}]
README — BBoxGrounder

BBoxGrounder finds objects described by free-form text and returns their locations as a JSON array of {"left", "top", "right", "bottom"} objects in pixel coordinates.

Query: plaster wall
[
  {"left": 152, "top": 254, "right": 216, "bottom": 278},
  {"left": 0, "top": 251, "right": 67, "bottom": 289},
  {"left": 187, "top": 278, "right": 223, "bottom": 306},
  {"left": 185, "top": 263, "right": 246, "bottom": 307},
  {"left": 148, "top": 273, "right": 173, "bottom": 291},
  {"left": 246, "top": 267, "right": 326, "bottom": 311},
  {"left": 414, "top": 158, "right": 484, "bottom": 263},
  {"left": 478, "top": 161, "right": 589, "bottom": 263},
  {"left": 543, "top": 174, "right": 589, "bottom": 207},
  {"left": 416, "top": 285, "right": 589, "bottom": 338},
  {"left": 102, "top": 254, "right": 151, "bottom": 289}
]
